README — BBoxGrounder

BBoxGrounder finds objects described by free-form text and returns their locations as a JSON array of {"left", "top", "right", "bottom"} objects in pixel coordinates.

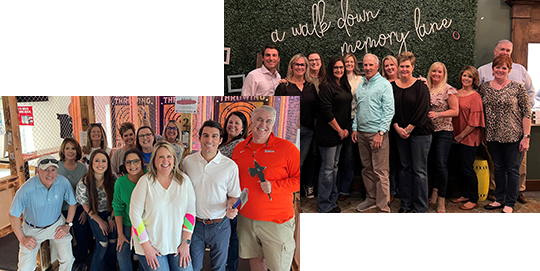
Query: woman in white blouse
[{"left": 130, "top": 141, "right": 196, "bottom": 271}]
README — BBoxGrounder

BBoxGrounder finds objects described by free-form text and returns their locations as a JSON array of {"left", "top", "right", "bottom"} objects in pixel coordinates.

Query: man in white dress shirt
[
  {"left": 478, "top": 39, "right": 536, "bottom": 203},
  {"left": 184, "top": 120, "right": 241, "bottom": 271},
  {"left": 241, "top": 44, "right": 281, "bottom": 96}
]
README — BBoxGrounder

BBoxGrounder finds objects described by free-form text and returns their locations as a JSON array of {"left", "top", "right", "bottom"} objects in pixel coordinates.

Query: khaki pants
[
  {"left": 19, "top": 215, "right": 74, "bottom": 271},
  {"left": 357, "top": 131, "right": 391, "bottom": 212}
]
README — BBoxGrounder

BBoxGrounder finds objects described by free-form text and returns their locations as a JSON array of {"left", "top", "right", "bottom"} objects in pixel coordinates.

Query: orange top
[
  {"left": 232, "top": 133, "right": 300, "bottom": 224},
  {"left": 453, "top": 91, "right": 485, "bottom": 147}
]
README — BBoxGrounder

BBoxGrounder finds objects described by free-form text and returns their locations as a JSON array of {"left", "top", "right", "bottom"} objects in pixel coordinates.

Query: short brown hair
[
  {"left": 396, "top": 51, "right": 416, "bottom": 66},
  {"left": 59, "top": 137, "right": 82, "bottom": 161},
  {"left": 492, "top": 55, "right": 513, "bottom": 72},
  {"left": 459, "top": 66, "right": 480, "bottom": 90},
  {"left": 119, "top": 122, "right": 135, "bottom": 137}
]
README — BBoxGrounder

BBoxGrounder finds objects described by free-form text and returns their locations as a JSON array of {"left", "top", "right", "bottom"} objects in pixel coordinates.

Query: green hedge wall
[{"left": 224, "top": 0, "right": 477, "bottom": 94}]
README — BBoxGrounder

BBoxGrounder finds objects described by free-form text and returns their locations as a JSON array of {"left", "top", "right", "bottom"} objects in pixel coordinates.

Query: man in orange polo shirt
[{"left": 231, "top": 105, "right": 300, "bottom": 271}]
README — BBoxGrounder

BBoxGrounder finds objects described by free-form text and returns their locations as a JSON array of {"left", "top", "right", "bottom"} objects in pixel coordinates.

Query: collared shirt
[
  {"left": 10, "top": 174, "right": 76, "bottom": 227},
  {"left": 231, "top": 133, "right": 300, "bottom": 224},
  {"left": 241, "top": 65, "right": 281, "bottom": 96},
  {"left": 478, "top": 62, "right": 535, "bottom": 107},
  {"left": 183, "top": 151, "right": 241, "bottom": 219},
  {"left": 352, "top": 73, "right": 395, "bottom": 133}
]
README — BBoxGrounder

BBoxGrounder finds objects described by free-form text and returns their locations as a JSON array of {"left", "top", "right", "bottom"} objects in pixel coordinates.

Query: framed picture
[{"left": 227, "top": 74, "right": 245, "bottom": 93}]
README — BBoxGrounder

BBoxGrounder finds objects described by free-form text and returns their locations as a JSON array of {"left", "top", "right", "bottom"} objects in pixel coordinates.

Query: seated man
[{"left": 9, "top": 155, "right": 77, "bottom": 271}]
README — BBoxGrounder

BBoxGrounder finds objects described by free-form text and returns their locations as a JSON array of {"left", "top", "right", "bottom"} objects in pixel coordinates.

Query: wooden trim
[
  {"left": 2, "top": 96, "right": 26, "bottom": 191},
  {"left": 0, "top": 222, "right": 13, "bottom": 238},
  {"left": 525, "top": 179, "right": 540, "bottom": 191},
  {"left": 506, "top": 0, "right": 540, "bottom": 69}
]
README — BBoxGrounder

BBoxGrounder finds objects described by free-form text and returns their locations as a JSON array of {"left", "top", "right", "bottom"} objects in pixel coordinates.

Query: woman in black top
[
  {"left": 392, "top": 51, "right": 433, "bottom": 213},
  {"left": 275, "top": 53, "right": 318, "bottom": 165},
  {"left": 314, "top": 56, "right": 352, "bottom": 213}
]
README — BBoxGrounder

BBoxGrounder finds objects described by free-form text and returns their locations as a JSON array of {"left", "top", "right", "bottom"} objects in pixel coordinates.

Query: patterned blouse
[
  {"left": 218, "top": 138, "right": 244, "bottom": 158},
  {"left": 478, "top": 81, "right": 531, "bottom": 143},
  {"left": 430, "top": 83, "right": 457, "bottom": 132},
  {"left": 76, "top": 179, "right": 109, "bottom": 213}
]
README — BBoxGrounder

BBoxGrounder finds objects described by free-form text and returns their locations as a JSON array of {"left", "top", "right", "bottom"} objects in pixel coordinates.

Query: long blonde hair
[
  {"left": 285, "top": 53, "right": 315, "bottom": 85},
  {"left": 146, "top": 141, "right": 185, "bottom": 185},
  {"left": 427, "top": 62, "right": 448, "bottom": 95},
  {"left": 83, "top": 123, "right": 108, "bottom": 154}
]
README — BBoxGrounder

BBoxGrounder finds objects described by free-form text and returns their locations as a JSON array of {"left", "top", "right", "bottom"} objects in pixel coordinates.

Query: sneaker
[
  {"left": 356, "top": 200, "right": 377, "bottom": 212},
  {"left": 304, "top": 185, "right": 314, "bottom": 198}
]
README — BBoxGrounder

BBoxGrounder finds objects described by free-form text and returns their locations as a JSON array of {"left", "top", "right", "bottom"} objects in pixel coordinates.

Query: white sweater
[{"left": 129, "top": 172, "right": 196, "bottom": 255}]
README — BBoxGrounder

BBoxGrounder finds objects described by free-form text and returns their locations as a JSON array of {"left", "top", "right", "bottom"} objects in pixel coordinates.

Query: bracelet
[
  {"left": 435, "top": 112, "right": 439, "bottom": 118},
  {"left": 107, "top": 216, "right": 115, "bottom": 221}
]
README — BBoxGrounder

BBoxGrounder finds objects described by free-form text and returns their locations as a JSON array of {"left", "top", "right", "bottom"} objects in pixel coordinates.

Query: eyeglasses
[
  {"left": 138, "top": 133, "right": 153, "bottom": 138},
  {"left": 333, "top": 66, "right": 344, "bottom": 70},
  {"left": 293, "top": 63, "right": 306, "bottom": 68},
  {"left": 125, "top": 159, "right": 141, "bottom": 166},
  {"left": 39, "top": 158, "right": 59, "bottom": 165},
  {"left": 167, "top": 126, "right": 178, "bottom": 131},
  {"left": 308, "top": 58, "right": 321, "bottom": 62}
]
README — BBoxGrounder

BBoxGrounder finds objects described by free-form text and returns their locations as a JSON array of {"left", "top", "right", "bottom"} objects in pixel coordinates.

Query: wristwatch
[
  {"left": 524, "top": 134, "right": 531, "bottom": 138},
  {"left": 66, "top": 221, "right": 73, "bottom": 227},
  {"left": 378, "top": 131, "right": 384, "bottom": 136},
  {"left": 181, "top": 239, "right": 191, "bottom": 245}
]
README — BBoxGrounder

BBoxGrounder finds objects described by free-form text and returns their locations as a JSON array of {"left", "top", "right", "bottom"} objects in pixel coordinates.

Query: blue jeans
[
  {"left": 139, "top": 253, "right": 193, "bottom": 271},
  {"left": 300, "top": 126, "right": 314, "bottom": 167},
  {"left": 226, "top": 217, "right": 238, "bottom": 271},
  {"left": 339, "top": 129, "right": 356, "bottom": 195},
  {"left": 62, "top": 205, "right": 90, "bottom": 265},
  {"left": 117, "top": 224, "right": 140, "bottom": 271},
  {"left": 428, "top": 131, "right": 453, "bottom": 197},
  {"left": 395, "top": 134, "right": 432, "bottom": 213},
  {"left": 317, "top": 144, "right": 342, "bottom": 213},
  {"left": 487, "top": 140, "right": 524, "bottom": 208},
  {"left": 191, "top": 219, "right": 231, "bottom": 271},
  {"left": 88, "top": 211, "right": 117, "bottom": 271}
]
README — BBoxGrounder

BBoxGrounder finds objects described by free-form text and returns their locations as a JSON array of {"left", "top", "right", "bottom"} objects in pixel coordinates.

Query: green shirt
[
  {"left": 112, "top": 169, "right": 147, "bottom": 226},
  {"left": 58, "top": 161, "right": 88, "bottom": 211}
]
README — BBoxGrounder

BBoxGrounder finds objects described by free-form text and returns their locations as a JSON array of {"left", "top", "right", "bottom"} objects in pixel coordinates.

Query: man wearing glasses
[{"left": 9, "top": 155, "right": 78, "bottom": 271}]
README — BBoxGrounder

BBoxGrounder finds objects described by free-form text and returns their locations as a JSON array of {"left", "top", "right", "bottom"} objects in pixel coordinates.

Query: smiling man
[
  {"left": 351, "top": 53, "right": 395, "bottom": 213},
  {"left": 9, "top": 155, "right": 77, "bottom": 271},
  {"left": 183, "top": 120, "right": 241, "bottom": 271},
  {"left": 231, "top": 105, "right": 300, "bottom": 271},
  {"left": 241, "top": 44, "right": 281, "bottom": 96}
]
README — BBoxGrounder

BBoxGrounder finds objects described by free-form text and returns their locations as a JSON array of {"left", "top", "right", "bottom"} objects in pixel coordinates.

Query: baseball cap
[{"left": 37, "top": 155, "right": 59, "bottom": 170}]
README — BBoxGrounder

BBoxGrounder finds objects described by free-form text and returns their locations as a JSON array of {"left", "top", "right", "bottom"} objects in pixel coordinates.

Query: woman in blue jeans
[
  {"left": 426, "top": 62, "right": 458, "bottom": 213},
  {"left": 315, "top": 56, "right": 352, "bottom": 213},
  {"left": 76, "top": 149, "right": 117, "bottom": 271},
  {"left": 479, "top": 55, "right": 531, "bottom": 213},
  {"left": 391, "top": 52, "right": 434, "bottom": 213},
  {"left": 113, "top": 149, "right": 148, "bottom": 271}
]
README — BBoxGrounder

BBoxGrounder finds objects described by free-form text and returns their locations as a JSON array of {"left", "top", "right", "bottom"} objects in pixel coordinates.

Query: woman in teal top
[
  {"left": 57, "top": 138, "right": 89, "bottom": 271},
  {"left": 112, "top": 148, "right": 147, "bottom": 271}
]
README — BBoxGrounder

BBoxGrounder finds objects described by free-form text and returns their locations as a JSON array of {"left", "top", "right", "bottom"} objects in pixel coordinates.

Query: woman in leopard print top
[{"left": 478, "top": 55, "right": 531, "bottom": 213}]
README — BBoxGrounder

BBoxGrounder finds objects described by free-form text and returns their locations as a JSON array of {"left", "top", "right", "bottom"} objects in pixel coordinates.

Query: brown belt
[{"left": 196, "top": 217, "right": 222, "bottom": 225}]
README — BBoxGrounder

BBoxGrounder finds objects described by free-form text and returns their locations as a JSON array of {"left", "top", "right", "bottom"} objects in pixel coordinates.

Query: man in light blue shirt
[
  {"left": 9, "top": 155, "right": 77, "bottom": 271},
  {"left": 351, "top": 53, "right": 395, "bottom": 213}
]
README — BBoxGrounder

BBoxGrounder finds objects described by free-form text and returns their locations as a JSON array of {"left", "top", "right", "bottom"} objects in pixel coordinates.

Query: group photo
[
  {"left": 225, "top": 0, "right": 539, "bottom": 215},
  {"left": 0, "top": 96, "right": 300, "bottom": 271}
]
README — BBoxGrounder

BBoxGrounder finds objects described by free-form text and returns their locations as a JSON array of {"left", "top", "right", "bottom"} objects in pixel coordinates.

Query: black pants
[{"left": 454, "top": 143, "right": 479, "bottom": 203}]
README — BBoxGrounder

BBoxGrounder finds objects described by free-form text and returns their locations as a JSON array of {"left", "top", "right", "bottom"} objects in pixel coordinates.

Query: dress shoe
[
  {"left": 331, "top": 206, "right": 341, "bottom": 213},
  {"left": 484, "top": 203, "right": 504, "bottom": 210},
  {"left": 517, "top": 192, "right": 528, "bottom": 204},
  {"left": 460, "top": 202, "right": 478, "bottom": 210},
  {"left": 338, "top": 194, "right": 348, "bottom": 201}
]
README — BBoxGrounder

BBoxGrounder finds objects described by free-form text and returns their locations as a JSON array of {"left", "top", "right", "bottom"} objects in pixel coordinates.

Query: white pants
[{"left": 19, "top": 215, "right": 74, "bottom": 271}]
